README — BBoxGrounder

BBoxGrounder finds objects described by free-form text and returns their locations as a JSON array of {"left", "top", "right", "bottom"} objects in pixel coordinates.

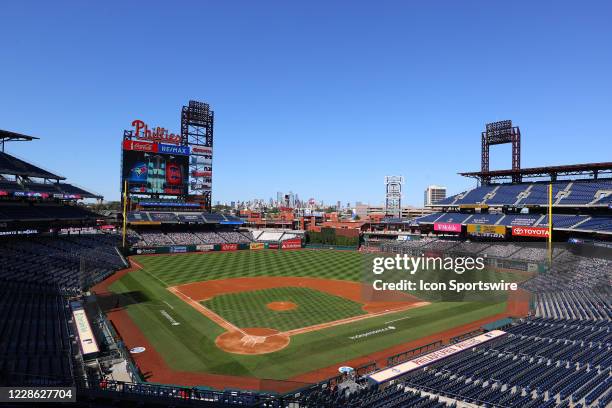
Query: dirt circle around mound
[
  {"left": 266, "top": 301, "right": 298, "bottom": 311},
  {"left": 215, "top": 328, "right": 290, "bottom": 355}
]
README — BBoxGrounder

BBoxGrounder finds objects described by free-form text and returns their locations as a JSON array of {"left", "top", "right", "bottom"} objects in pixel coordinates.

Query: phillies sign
[
  {"left": 132, "top": 119, "right": 181, "bottom": 144},
  {"left": 511, "top": 226, "right": 550, "bottom": 238}
]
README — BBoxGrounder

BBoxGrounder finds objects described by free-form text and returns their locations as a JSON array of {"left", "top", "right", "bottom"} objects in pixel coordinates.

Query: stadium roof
[
  {"left": 459, "top": 162, "right": 612, "bottom": 182},
  {"left": 0, "top": 151, "right": 65, "bottom": 180},
  {"left": 0, "top": 129, "right": 39, "bottom": 146}
]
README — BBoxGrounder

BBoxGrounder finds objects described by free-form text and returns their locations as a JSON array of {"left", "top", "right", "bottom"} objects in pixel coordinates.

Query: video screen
[{"left": 122, "top": 150, "right": 189, "bottom": 195}]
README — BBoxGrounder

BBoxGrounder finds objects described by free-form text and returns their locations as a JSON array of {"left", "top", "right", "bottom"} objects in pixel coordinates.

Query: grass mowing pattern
[
  {"left": 106, "top": 250, "right": 515, "bottom": 379},
  {"left": 135, "top": 250, "right": 365, "bottom": 286},
  {"left": 202, "top": 287, "right": 367, "bottom": 331}
]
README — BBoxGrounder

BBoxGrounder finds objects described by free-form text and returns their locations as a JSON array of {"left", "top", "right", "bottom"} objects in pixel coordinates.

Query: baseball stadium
[
  {"left": 0, "top": 102, "right": 610, "bottom": 408},
  {"left": 1, "top": 3, "right": 611, "bottom": 407}
]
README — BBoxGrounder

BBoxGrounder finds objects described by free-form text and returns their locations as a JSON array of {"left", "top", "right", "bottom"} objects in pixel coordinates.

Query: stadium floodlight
[
  {"left": 385, "top": 176, "right": 404, "bottom": 218},
  {"left": 481, "top": 120, "right": 521, "bottom": 183}
]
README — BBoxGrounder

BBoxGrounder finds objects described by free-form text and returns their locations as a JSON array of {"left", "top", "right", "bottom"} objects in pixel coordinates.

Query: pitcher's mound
[
  {"left": 266, "top": 301, "right": 297, "bottom": 311},
  {"left": 216, "top": 328, "right": 290, "bottom": 355}
]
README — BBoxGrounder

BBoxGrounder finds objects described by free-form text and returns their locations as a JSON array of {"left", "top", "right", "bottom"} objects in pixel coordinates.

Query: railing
[{"left": 386, "top": 340, "right": 444, "bottom": 366}]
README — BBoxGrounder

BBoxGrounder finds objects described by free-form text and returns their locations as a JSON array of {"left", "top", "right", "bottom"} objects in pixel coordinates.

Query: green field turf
[
  {"left": 202, "top": 287, "right": 367, "bottom": 331},
  {"left": 106, "top": 250, "right": 515, "bottom": 381}
]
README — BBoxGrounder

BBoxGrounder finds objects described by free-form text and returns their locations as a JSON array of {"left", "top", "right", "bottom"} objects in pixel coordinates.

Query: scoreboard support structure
[{"left": 181, "top": 100, "right": 214, "bottom": 212}]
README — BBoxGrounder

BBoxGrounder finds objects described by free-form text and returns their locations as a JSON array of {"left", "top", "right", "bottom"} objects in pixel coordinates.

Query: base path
[
  {"left": 91, "top": 258, "right": 531, "bottom": 393},
  {"left": 169, "top": 276, "right": 428, "bottom": 354}
]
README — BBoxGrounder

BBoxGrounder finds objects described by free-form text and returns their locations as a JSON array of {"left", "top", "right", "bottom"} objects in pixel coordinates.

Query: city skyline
[{"left": 1, "top": 2, "right": 611, "bottom": 205}]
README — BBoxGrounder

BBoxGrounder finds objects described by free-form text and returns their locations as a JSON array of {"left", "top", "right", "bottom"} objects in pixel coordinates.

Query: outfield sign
[
  {"left": 131, "top": 241, "right": 304, "bottom": 255},
  {"left": 467, "top": 224, "right": 506, "bottom": 238},
  {"left": 221, "top": 243, "right": 238, "bottom": 251},
  {"left": 434, "top": 222, "right": 462, "bottom": 233},
  {"left": 511, "top": 226, "right": 549, "bottom": 238},
  {"left": 281, "top": 238, "right": 302, "bottom": 249},
  {"left": 367, "top": 330, "right": 506, "bottom": 384}
]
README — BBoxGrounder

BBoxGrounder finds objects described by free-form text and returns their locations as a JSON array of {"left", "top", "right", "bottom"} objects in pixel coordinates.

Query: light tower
[
  {"left": 481, "top": 120, "right": 521, "bottom": 184},
  {"left": 384, "top": 176, "right": 404, "bottom": 218},
  {"left": 181, "top": 100, "right": 214, "bottom": 211}
]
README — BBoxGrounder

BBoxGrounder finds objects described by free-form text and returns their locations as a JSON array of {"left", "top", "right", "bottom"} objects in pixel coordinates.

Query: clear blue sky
[{"left": 1, "top": 1, "right": 611, "bottom": 205}]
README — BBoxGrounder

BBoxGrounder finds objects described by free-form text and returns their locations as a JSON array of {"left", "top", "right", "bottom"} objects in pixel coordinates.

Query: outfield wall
[{"left": 130, "top": 239, "right": 303, "bottom": 255}]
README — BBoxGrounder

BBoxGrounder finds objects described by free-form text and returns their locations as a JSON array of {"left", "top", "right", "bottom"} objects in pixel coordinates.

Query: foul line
[
  {"left": 385, "top": 316, "right": 413, "bottom": 324},
  {"left": 169, "top": 283, "right": 429, "bottom": 340},
  {"left": 135, "top": 262, "right": 171, "bottom": 288},
  {"left": 168, "top": 286, "right": 246, "bottom": 336},
  {"left": 282, "top": 302, "right": 429, "bottom": 337}
]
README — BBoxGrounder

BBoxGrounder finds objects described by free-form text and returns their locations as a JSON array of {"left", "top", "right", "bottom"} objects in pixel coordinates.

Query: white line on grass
[
  {"left": 385, "top": 316, "right": 413, "bottom": 324},
  {"left": 139, "top": 266, "right": 170, "bottom": 288}
]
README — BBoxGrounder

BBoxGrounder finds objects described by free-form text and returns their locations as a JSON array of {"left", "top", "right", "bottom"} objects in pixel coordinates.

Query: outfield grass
[
  {"left": 202, "top": 287, "right": 367, "bottom": 331},
  {"left": 133, "top": 249, "right": 366, "bottom": 286},
  {"left": 107, "top": 250, "right": 513, "bottom": 380}
]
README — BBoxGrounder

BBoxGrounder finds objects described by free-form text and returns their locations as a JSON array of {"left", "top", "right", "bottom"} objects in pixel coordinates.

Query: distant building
[
  {"left": 354, "top": 204, "right": 433, "bottom": 220},
  {"left": 424, "top": 185, "right": 447, "bottom": 206}
]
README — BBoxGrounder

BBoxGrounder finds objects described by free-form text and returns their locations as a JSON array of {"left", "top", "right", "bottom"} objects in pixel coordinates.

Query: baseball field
[{"left": 93, "top": 249, "right": 527, "bottom": 389}]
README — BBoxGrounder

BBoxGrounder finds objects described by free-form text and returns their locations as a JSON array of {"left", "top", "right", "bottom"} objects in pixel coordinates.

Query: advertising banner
[
  {"left": 190, "top": 183, "right": 212, "bottom": 191},
  {"left": 467, "top": 224, "right": 506, "bottom": 238},
  {"left": 368, "top": 330, "right": 506, "bottom": 384},
  {"left": 14, "top": 191, "right": 49, "bottom": 198},
  {"left": 190, "top": 155, "right": 212, "bottom": 166},
  {"left": 158, "top": 143, "right": 190, "bottom": 156},
  {"left": 268, "top": 243, "right": 279, "bottom": 249},
  {"left": 170, "top": 246, "right": 188, "bottom": 253},
  {"left": 250, "top": 242, "right": 265, "bottom": 250},
  {"left": 191, "top": 170, "right": 212, "bottom": 177},
  {"left": 123, "top": 140, "right": 189, "bottom": 155},
  {"left": 123, "top": 140, "right": 155, "bottom": 152},
  {"left": 190, "top": 146, "right": 213, "bottom": 156},
  {"left": 0, "top": 229, "right": 39, "bottom": 237},
  {"left": 511, "top": 226, "right": 550, "bottom": 238},
  {"left": 459, "top": 204, "right": 489, "bottom": 209},
  {"left": 134, "top": 247, "right": 168, "bottom": 255},
  {"left": 281, "top": 238, "right": 302, "bottom": 249},
  {"left": 221, "top": 243, "right": 238, "bottom": 251},
  {"left": 196, "top": 244, "right": 215, "bottom": 252},
  {"left": 434, "top": 222, "right": 462, "bottom": 233}
]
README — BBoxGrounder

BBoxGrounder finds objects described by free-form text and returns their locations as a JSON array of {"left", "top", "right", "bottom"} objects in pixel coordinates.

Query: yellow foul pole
[
  {"left": 548, "top": 183, "right": 553, "bottom": 266},
  {"left": 122, "top": 179, "right": 128, "bottom": 250}
]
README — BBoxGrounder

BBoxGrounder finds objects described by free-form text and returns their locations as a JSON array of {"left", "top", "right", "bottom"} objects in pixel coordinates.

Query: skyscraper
[{"left": 424, "top": 185, "right": 447, "bottom": 206}]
